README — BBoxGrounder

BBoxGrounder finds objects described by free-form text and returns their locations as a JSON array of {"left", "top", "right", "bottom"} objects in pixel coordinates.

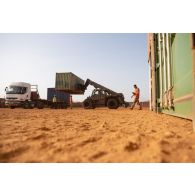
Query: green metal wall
[
  {"left": 162, "top": 34, "right": 193, "bottom": 119},
  {"left": 170, "top": 34, "right": 193, "bottom": 118},
  {"left": 172, "top": 34, "right": 193, "bottom": 98}
]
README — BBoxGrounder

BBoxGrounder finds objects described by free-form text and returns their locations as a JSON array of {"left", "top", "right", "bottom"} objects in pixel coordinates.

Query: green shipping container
[
  {"left": 148, "top": 33, "right": 195, "bottom": 127},
  {"left": 55, "top": 72, "right": 85, "bottom": 94}
]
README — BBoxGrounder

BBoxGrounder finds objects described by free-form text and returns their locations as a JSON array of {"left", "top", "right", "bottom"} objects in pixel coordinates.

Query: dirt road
[{"left": 0, "top": 108, "right": 194, "bottom": 162}]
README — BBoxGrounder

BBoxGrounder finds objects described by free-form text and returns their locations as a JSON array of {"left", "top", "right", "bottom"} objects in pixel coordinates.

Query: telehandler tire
[
  {"left": 107, "top": 98, "right": 119, "bottom": 109},
  {"left": 83, "top": 99, "right": 94, "bottom": 109}
]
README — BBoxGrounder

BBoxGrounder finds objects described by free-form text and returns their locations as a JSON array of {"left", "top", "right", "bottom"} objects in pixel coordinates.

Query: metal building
[{"left": 148, "top": 33, "right": 195, "bottom": 130}]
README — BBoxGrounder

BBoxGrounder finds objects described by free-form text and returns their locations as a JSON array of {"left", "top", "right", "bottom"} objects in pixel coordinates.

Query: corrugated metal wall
[{"left": 148, "top": 33, "right": 195, "bottom": 130}]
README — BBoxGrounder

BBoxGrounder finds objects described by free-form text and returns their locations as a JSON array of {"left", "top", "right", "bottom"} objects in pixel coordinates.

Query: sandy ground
[{"left": 0, "top": 108, "right": 195, "bottom": 163}]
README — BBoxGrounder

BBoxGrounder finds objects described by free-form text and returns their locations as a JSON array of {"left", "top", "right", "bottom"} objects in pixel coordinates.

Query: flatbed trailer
[{"left": 19, "top": 99, "right": 68, "bottom": 109}]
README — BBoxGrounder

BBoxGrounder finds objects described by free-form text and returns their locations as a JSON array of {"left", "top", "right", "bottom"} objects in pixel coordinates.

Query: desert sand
[{"left": 0, "top": 108, "right": 195, "bottom": 163}]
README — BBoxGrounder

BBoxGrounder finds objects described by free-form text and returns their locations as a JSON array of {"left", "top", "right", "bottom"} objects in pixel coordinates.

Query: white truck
[{"left": 5, "top": 82, "right": 68, "bottom": 109}]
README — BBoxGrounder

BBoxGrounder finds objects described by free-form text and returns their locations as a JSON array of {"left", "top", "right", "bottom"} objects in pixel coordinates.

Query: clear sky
[{"left": 0, "top": 33, "right": 149, "bottom": 102}]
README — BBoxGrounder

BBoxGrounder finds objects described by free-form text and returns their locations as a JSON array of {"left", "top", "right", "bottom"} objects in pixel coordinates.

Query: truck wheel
[
  {"left": 10, "top": 106, "right": 15, "bottom": 109},
  {"left": 51, "top": 103, "right": 57, "bottom": 109},
  {"left": 62, "top": 103, "right": 67, "bottom": 109},
  {"left": 107, "top": 98, "right": 119, "bottom": 109},
  {"left": 37, "top": 102, "right": 44, "bottom": 109},
  {"left": 83, "top": 99, "right": 94, "bottom": 109},
  {"left": 29, "top": 102, "right": 35, "bottom": 109},
  {"left": 23, "top": 102, "right": 30, "bottom": 109}
]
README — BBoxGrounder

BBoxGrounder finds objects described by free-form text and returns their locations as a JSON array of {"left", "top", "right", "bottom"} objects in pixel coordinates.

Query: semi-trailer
[{"left": 5, "top": 82, "right": 69, "bottom": 109}]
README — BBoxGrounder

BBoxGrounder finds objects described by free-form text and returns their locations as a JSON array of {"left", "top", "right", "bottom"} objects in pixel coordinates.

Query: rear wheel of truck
[
  {"left": 62, "top": 103, "right": 67, "bottom": 109},
  {"left": 83, "top": 99, "right": 94, "bottom": 109},
  {"left": 10, "top": 106, "right": 15, "bottom": 109},
  {"left": 37, "top": 102, "right": 44, "bottom": 109},
  {"left": 107, "top": 98, "right": 119, "bottom": 109},
  {"left": 51, "top": 103, "right": 56, "bottom": 109}
]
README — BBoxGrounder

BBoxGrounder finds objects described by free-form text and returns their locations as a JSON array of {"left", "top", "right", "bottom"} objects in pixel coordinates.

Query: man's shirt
[{"left": 134, "top": 88, "right": 140, "bottom": 98}]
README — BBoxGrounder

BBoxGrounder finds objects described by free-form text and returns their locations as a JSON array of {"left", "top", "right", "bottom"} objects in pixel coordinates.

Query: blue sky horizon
[{"left": 0, "top": 33, "right": 149, "bottom": 102}]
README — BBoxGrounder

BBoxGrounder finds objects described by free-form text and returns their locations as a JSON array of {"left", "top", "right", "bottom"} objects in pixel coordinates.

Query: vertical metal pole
[
  {"left": 162, "top": 33, "right": 167, "bottom": 91},
  {"left": 148, "top": 34, "right": 153, "bottom": 111},
  {"left": 158, "top": 33, "right": 163, "bottom": 107},
  {"left": 147, "top": 34, "right": 151, "bottom": 110},
  {"left": 191, "top": 34, "right": 195, "bottom": 131},
  {"left": 151, "top": 33, "right": 157, "bottom": 112},
  {"left": 166, "top": 33, "right": 172, "bottom": 108},
  {"left": 166, "top": 33, "right": 171, "bottom": 90},
  {"left": 162, "top": 33, "right": 168, "bottom": 107},
  {"left": 149, "top": 64, "right": 152, "bottom": 110}
]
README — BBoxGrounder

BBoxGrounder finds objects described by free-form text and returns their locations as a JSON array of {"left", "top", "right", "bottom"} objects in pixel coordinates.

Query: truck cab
[
  {"left": 5, "top": 82, "right": 40, "bottom": 108},
  {"left": 5, "top": 82, "right": 31, "bottom": 108},
  {"left": 91, "top": 89, "right": 108, "bottom": 106}
]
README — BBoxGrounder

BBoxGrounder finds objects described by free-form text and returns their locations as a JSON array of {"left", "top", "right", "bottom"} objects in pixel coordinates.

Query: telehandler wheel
[
  {"left": 107, "top": 98, "right": 119, "bottom": 109},
  {"left": 124, "top": 102, "right": 129, "bottom": 108},
  {"left": 83, "top": 99, "right": 94, "bottom": 109}
]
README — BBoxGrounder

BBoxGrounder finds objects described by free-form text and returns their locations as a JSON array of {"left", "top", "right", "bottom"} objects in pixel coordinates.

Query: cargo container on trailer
[{"left": 47, "top": 88, "right": 70, "bottom": 104}]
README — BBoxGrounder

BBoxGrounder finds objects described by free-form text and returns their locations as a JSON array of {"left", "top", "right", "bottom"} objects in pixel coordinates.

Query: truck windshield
[{"left": 6, "top": 86, "right": 27, "bottom": 94}]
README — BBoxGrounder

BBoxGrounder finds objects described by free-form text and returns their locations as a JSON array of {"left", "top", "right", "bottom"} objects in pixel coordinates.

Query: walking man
[{"left": 131, "top": 84, "right": 142, "bottom": 110}]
